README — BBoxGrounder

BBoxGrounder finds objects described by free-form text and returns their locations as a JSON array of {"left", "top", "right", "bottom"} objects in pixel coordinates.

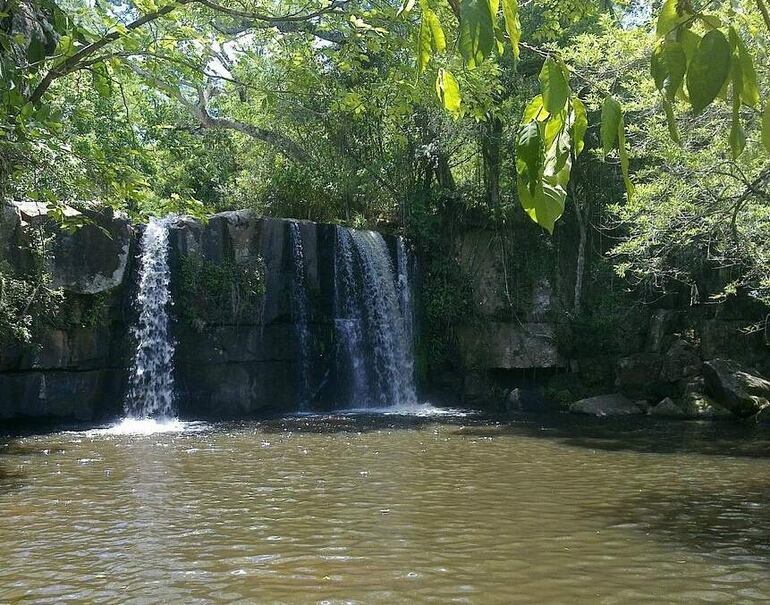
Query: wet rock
[
  {"left": 661, "top": 338, "right": 701, "bottom": 382},
  {"left": 457, "top": 321, "right": 564, "bottom": 370},
  {"left": 703, "top": 358, "right": 770, "bottom": 418},
  {"left": 649, "top": 397, "right": 686, "bottom": 417},
  {"left": 569, "top": 394, "right": 643, "bottom": 416}
]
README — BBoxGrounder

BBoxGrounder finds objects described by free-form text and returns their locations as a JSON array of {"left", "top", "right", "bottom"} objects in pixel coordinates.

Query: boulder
[
  {"left": 649, "top": 397, "right": 686, "bottom": 417},
  {"left": 661, "top": 338, "right": 701, "bottom": 382},
  {"left": 569, "top": 393, "right": 643, "bottom": 416},
  {"left": 703, "top": 358, "right": 770, "bottom": 418}
]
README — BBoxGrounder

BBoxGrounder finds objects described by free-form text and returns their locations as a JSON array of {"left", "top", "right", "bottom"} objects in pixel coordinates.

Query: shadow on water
[
  {"left": 611, "top": 482, "right": 770, "bottom": 568},
  {"left": 253, "top": 412, "right": 462, "bottom": 435},
  {"left": 453, "top": 413, "right": 770, "bottom": 459}
]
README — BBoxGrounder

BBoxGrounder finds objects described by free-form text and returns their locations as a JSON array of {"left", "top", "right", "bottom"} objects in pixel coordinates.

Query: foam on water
[{"left": 90, "top": 418, "right": 189, "bottom": 436}]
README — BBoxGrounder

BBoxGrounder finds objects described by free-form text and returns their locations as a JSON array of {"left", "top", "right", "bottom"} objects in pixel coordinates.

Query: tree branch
[{"left": 126, "top": 62, "right": 308, "bottom": 163}]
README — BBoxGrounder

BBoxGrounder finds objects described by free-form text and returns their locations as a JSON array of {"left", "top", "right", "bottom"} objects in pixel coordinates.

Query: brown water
[{"left": 2, "top": 412, "right": 770, "bottom": 603}]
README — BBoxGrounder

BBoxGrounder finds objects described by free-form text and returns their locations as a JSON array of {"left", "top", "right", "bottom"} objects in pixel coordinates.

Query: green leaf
[
  {"left": 656, "top": 0, "right": 692, "bottom": 38},
  {"left": 662, "top": 97, "right": 680, "bottom": 144},
  {"left": 571, "top": 96, "right": 588, "bottom": 157},
  {"left": 728, "top": 27, "right": 759, "bottom": 108},
  {"left": 729, "top": 82, "right": 745, "bottom": 160},
  {"left": 539, "top": 58, "right": 569, "bottom": 114},
  {"left": 651, "top": 40, "right": 686, "bottom": 101},
  {"left": 435, "top": 68, "right": 461, "bottom": 114},
  {"left": 458, "top": 0, "right": 496, "bottom": 69},
  {"left": 686, "top": 29, "right": 731, "bottom": 114},
  {"left": 523, "top": 95, "right": 549, "bottom": 122},
  {"left": 617, "top": 117, "right": 634, "bottom": 202},
  {"left": 763, "top": 102, "right": 770, "bottom": 154},
  {"left": 92, "top": 62, "right": 111, "bottom": 98},
  {"left": 425, "top": 9, "right": 445, "bottom": 52},
  {"left": 417, "top": 12, "right": 432, "bottom": 73},
  {"left": 600, "top": 95, "right": 622, "bottom": 156},
  {"left": 516, "top": 120, "right": 542, "bottom": 196},
  {"left": 501, "top": 0, "right": 520, "bottom": 60}
]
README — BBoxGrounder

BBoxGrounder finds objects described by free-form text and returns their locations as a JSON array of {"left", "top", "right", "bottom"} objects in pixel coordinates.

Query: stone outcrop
[
  {"left": 0, "top": 205, "right": 133, "bottom": 423},
  {"left": 703, "top": 358, "right": 770, "bottom": 418},
  {"left": 569, "top": 394, "right": 643, "bottom": 416},
  {"left": 649, "top": 397, "right": 686, "bottom": 417}
]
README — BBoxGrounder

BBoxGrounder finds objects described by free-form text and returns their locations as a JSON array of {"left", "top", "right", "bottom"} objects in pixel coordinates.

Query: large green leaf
[
  {"left": 686, "top": 30, "right": 731, "bottom": 114},
  {"left": 728, "top": 27, "right": 759, "bottom": 108},
  {"left": 516, "top": 120, "right": 542, "bottom": 196},
  {"left": 418, "top": 12, "right": 432, "bottom": 73},
  {"left": 571, "top": 97, "right": 588, "bottom": 157},
  {"left": 458, "top": 0, "right": 496, "bottom": 69},
  {"left": 651, "top": 40, "right": 686, "bottom": 101},
  {"left": 600, "top": 95, "right": 622, "bottom": 156},
  {"left": 763, "top": 102, "right": 770, "bottom": 154},
  {"left": 435, "top": 68, "right": 461, "bottom": 114},
  {"left": 425, "top": 9, "right": 446, "bottom": 52},
  {"left": 539, "top": 58, "right": 569, "bottom": 114},
  {"left": 523, "top": 95, "right": 549, "bottom": 122},
  {"left": 501, "top": 0, "right": 520, "bottom": 60},
  {"left": 617, "top": 117, "right": 634, "bottom": 201}
]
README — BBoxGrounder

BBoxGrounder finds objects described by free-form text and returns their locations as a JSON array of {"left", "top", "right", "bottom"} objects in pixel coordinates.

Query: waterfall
[
  {"left": 333, "top": 228, "right": 417, "bottom": 408},
  {"left": 396, "top": 236, "right": 414, "bottom": 351},
  {"left": 125, "top": 217, "right": 176, "bottom": 419},
  {"left": 333, "top": 226, "right": 370, "bottom": 405},
  {"left": 289, "top": 222, "right": 311, "bottom": 406}
]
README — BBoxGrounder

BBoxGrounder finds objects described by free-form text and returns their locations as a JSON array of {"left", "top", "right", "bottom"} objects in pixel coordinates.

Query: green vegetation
[
  {"left": 177, "top": 253, "right": 265, "bottom": 328},
  {"left": 0, "top": 0, "right": 768, "bottom": 323}
]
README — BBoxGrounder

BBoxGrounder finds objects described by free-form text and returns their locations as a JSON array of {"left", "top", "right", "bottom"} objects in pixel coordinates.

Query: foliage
[{"left": 177, "top": 252, "right": 265, "bottom": 328}]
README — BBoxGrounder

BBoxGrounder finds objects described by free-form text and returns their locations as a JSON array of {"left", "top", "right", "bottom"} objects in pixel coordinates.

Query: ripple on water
[{"left": 1, "top": 414, "right": 769, "bottom": 603}]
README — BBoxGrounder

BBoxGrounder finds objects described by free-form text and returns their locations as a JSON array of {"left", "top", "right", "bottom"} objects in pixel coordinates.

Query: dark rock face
[
  {"left": 49, "top": 212, "right": 131, "bottom": 294},
  {"left": 168, "top": 213, "right": 343, "bottom": 418},
  {"left": 0, "top": 207, "right": 133, "bottom": 424},
  {"left": 703, "top": 359, "right": 770, "bottom": 418},
  {"left": 1, "top": 209, "right": 413, "bottom": 424}
]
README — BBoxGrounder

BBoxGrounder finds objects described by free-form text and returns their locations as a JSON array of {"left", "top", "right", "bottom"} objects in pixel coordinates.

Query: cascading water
[
  {"left": 124, "top": 217, "right": 176, "bottom": 420},
  {"left": 289, "top": 222, "right": 311, "bottom": 406},
  {"left": 333, "top": 226, "right": 370, "bottom": 404},
  {"left": 333, "top": 228, "right": 417, "bottom": 408},
  {"left": 396, "top": 236, "right": 414, "bottom": 351}
]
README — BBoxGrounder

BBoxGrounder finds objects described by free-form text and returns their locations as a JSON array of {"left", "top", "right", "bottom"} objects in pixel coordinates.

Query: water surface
[{"left": 2, "top": 413, "right": 770, "bottom": 603}]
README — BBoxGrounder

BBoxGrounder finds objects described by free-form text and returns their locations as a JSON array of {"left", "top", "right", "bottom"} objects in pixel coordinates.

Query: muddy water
[{"left": 1, "top": 413, "right": 769, "bottom": 603}]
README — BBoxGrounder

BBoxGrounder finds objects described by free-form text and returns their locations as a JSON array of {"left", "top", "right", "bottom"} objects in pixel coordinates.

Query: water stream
[
  {"left": 124, "top": 217, "right": 176, "bottom": 420},
  {"left": 288, "top": 222, "right": 311, "bottom": 407},
  {"left": 333, "top": 228, "right": 417, "bottom": 408}
]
